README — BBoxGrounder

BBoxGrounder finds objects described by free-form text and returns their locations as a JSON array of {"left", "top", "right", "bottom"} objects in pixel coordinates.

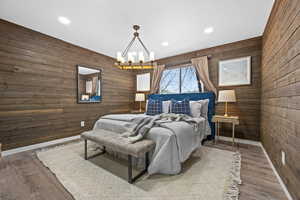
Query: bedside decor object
[
  {"left": 212, "top": 115, "right": 239, "bottom": 146},
  {"left": 218, "top": 90, "right": 236, "bottom": 117},
  {"left": 77, "top": 65, "right": 102, "bottom": 103},
  {"left": 135, "top": 93, "right": 145, "bottom": 112},
  {"left": 218, "top": 56, "right": 251, "bottom": 86},
  {"left": 136, "top": 73, "right": 150, "bottom": 91}
]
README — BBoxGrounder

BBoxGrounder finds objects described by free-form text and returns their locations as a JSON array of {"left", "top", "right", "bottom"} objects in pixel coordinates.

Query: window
[{"left": 159, "top": 66, "right": 200, "bottom": 94}]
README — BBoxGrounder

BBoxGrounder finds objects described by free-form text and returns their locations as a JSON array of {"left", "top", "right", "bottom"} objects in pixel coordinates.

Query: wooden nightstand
[
  {"left": 130, "top": 110, "right": 145, "bottom": 114},
  {"left": 212, "top": 115, "right": 239, "bottom": 146}
]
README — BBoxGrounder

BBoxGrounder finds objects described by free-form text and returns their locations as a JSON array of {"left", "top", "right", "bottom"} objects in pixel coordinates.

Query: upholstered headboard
[{"left": 148, "top": 92, "right": 216, "bottom": 140}]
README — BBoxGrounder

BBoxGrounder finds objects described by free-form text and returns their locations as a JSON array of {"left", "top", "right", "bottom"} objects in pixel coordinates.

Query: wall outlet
[
  {"left": 281, "top": 150, "right": 286, "bottom": 165},
  {"left": 80, "top": 121, "right": 85, "bottom": 127}
]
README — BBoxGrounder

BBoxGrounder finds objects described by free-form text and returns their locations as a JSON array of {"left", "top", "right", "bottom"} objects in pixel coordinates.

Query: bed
[{"left": 92, "top": 92, "right": 215, "bottom": 175}]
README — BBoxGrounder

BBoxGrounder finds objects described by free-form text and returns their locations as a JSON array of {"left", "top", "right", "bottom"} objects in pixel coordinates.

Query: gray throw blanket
[{"left": 122, "top": 113, "right": 203, "bottom": 143}]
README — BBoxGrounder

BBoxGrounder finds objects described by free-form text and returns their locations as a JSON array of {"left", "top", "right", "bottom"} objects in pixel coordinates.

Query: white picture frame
[
  {"left": 136, "top": 73, "right": 150, "bottom": 91},
  {"left": 218, "top": 56, "right": 251, "bottom": 87}
]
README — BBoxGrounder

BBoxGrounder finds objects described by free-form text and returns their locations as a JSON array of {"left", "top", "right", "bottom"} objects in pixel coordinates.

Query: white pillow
[
  {"left": 146, "top": 100, "right": 171, "bottom": 113},
  {"left": 162, "top": 100, "right": 171, "bottom": 113},
  {"left": 189, "top": 101, "right": 202, "bottom": 118},
  {"left": 190, "top": 99, "right": 209, "bottom": 119}
]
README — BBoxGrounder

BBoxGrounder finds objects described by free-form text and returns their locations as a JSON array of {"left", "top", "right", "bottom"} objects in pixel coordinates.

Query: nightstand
[
  {"left": 130, "top": 110, "right": 145, "bottom": 114},
  {"left": 212, "top": 115, "right": 239, "bottom": 146}
]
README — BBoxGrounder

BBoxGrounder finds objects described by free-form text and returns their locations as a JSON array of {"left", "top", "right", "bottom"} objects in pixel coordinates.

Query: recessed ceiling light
[
  {"left": 58, "top": 16, "right": 71, "bottom": 25},
  {"left": 204, "top": 27, "right": 214, "bottom": 34},
  {"left": 161, "top": 41, "right": 169, "bottom": 46}
]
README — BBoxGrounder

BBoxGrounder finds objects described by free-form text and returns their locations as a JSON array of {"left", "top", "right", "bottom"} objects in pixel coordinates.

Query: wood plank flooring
[
  {"left": 206, "top": 141, "right": 287, "bottom": 200},
  {"left": 0, "top": 140, "right": 287, "bottom": 200}
]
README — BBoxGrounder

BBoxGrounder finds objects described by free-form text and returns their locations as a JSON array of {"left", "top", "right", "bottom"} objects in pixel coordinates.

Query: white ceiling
[{"left": 0, "top": 0, "right": 274, "bottom": 59}]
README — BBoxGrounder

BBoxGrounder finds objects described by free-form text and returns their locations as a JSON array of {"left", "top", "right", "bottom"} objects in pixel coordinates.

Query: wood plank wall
[
  {"left": 261, "top": 0, "right": 300, "bottom": 199},
  {"left": 135, "top": 37, "right": 262, "bottom": 141},
  {"left": 0, "top": 20, "right": 135, "bottom": 150}
]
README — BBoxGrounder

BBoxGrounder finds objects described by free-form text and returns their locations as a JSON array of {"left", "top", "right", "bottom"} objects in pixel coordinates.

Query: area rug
[{"left": 37, "top": 141, "right": 241, "bottom": 200}]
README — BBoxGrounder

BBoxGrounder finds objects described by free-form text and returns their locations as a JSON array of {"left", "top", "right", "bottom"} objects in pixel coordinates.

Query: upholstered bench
[{"left": 81, "top": 129, "right": 155, "bottom": 183}]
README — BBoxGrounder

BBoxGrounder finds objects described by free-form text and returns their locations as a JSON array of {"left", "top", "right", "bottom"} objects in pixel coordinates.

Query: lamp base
[
  {"left": 139, "top": 101, "right": 142, "bottom": 112},
  {"left": 224, "top": 102, "right": 228, "bottom": 117}
]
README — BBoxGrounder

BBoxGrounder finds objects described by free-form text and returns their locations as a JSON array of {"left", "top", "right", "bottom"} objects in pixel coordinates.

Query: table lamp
[
  {"left": 218, "top": 90, "right": 236, "bottom": 117},
  {"left": 135, "top": 93, "right": 145, "bottom": 112}
]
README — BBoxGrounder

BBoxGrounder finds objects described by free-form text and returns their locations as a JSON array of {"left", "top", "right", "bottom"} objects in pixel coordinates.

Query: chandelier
[{"left": 115, "top": 25, "right": 155, "bottom": 70}]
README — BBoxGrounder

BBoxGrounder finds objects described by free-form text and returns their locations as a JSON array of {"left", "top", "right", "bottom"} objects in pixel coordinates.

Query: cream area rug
[{"left": 37, "top": 141, "right": 241, "bottom": 200}]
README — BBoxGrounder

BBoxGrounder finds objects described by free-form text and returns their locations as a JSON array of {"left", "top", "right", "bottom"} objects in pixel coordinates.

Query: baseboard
[
  {"left": 260, "top": 143, "right": 293, "bottom": 200},
  {"left": 2, "top": 135, "right": 81, "bottom": 157},
  {"left": 218, "top": 136, "right": 261, "bottom": 146}
]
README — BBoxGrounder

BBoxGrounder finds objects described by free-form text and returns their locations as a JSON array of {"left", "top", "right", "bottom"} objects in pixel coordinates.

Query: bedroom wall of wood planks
[
  {"left": 261, "top": 0, "right": 300, "bottom": 199},
  {"left": 134, "top": 37, "right": 262, "bottom": 141},
  {"left": 0, "top": 19, "right": 135, "bottom": 150}
]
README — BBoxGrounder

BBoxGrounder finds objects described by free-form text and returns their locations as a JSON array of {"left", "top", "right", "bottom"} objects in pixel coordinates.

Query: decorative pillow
[
  {"left": 171, "top": 99, "right": 191, "bottom": 115},
  {"left": 190, "top": 99, "right": 209, "bottom": 119},
  {"left": 189, "top": 101, "right": 202, "bottom": 118},
  {"left": 162, "top": 100, "right": 171, "bottom": 113},
  {"left": 146, "top": 99, "right": 163, "bottom": 115},
  {"left": 146, "top": 100, "right": 171, "bottom": 113}
]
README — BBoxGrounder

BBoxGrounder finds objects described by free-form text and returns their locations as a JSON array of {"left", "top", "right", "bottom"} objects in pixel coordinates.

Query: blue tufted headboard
[{"left": 148, "top": 92, "right": 216, "bottom": 140}]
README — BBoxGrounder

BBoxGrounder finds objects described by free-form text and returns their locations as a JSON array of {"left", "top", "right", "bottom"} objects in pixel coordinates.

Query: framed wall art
[{"left": 218, "top": 56, "right": 251, "bottom": 87}]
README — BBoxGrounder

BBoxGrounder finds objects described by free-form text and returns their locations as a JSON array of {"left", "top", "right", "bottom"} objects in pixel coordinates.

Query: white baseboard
[
  {"left": 260, "top": 144, "right": 293, "bottom": 200},
  {"left": 218, "top": 136, "right": 261, "bottom": 146},
  {"left": 2, "top": 135, "right": 81, "bottom": 157}
]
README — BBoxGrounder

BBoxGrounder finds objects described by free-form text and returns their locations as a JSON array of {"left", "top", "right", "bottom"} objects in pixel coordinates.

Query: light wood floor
[{"left": 0, "top": 140, "right": 287, "bottom": 200}]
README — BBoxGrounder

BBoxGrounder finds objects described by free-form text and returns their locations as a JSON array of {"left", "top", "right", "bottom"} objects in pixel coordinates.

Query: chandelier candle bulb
[
  {"left": 117, "top": 52, "right": 122, "bottom": 62},
  {"left": 128, "top": 53, "right": 134, "bottom": 63},
  {"left": 139, "top": 52, "right": 145, "bottom": 63},
  {"left": 120, "top": 57, "right": 125, "bottom": 63},
  {"left": 149, "top": 52, "right": 155, "bottom": 61}
]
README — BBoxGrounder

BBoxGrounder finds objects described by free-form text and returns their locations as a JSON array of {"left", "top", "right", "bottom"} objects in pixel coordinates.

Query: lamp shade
[
  {"left": 218, "top": 90, "right": 236, "bottom": 102},
  {"left": 135, "top": 93, "right": 145, "bottom": 102}
]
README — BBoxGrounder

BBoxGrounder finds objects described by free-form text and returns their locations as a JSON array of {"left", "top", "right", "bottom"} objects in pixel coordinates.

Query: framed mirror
[{"left": 77, "top": 65, "right": 102, "bottom": 103}]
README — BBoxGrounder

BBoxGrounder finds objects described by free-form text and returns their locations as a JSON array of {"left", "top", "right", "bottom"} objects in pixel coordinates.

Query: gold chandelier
[{"left": 115, "top": 25, "right": 155, "bottom": 70}]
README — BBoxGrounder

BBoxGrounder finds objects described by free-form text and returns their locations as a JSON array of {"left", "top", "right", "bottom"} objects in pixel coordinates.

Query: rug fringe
[{"left": 223, "top": 151, "right": 242, "bottom": 200}]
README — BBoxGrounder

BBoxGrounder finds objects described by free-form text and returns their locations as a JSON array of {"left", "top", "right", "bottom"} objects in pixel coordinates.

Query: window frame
[{"left": 159, "top": 64, "right": 202, "bottom": 94}]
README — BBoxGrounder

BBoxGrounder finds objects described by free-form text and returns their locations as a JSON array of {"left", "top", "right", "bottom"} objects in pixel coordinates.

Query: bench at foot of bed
[{"left": 81, "top": 129, "right": 155, "bottom": 184}]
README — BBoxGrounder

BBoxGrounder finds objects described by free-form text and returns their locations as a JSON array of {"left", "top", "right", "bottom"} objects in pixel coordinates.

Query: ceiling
[{"left": 0, "top": 0, "right": 274, "bottom": 59}]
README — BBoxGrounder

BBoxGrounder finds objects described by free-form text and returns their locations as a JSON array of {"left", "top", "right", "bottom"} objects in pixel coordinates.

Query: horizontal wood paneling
[
  {"left": 135, "top": 37, "right": 262, "bottom": 141},
  {"left": 261, "top": 0, "right": 300, "bottom": 199},
  {"left": 0, "top": 19, "right": 135, "bottom": 150}
]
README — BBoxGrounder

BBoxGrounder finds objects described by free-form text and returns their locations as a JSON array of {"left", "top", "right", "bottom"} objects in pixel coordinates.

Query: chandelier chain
[{"left": 137, "top": 37, "right": 150, "bottom": 55}]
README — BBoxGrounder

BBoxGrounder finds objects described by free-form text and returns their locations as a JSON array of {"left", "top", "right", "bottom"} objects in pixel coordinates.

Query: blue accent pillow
[
  {"left": 171, "top": 99, "right": 191, "bottom": 115},
  {"left": 146, "top": 99, "right": 163, "bottom": 115}
]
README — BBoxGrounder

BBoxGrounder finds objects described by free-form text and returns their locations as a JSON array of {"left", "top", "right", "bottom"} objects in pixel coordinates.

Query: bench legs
[
  {"left": 84, "top": 139, "right": 106, "bottom": 160},
  {"left": 84, "top": 139, "right": 150, "bottom": 184},
  {"left": 128, "top": 152, "right": 150, "bottom": 184}
]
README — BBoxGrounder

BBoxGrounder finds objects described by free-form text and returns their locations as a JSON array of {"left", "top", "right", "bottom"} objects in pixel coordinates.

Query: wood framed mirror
[{"left": 77, "top": 65, "right": 102, "bottom": 103}]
